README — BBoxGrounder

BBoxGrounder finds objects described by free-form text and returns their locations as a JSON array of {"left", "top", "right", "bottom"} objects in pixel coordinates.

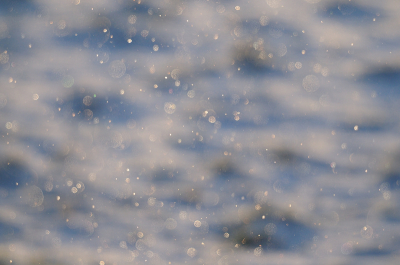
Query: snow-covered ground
[{"left": 1, "top": 0, "right": 400, "bottom": 264}]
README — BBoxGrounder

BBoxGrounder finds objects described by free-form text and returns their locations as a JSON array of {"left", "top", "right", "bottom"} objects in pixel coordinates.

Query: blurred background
[{"left": 1, "top": 0, "right": 400, "bottom": 264}]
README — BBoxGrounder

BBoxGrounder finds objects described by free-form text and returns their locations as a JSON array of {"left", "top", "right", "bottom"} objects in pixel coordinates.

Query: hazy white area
[{"left": 0, "top": 0, "right": 400, "bottom": 264}]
